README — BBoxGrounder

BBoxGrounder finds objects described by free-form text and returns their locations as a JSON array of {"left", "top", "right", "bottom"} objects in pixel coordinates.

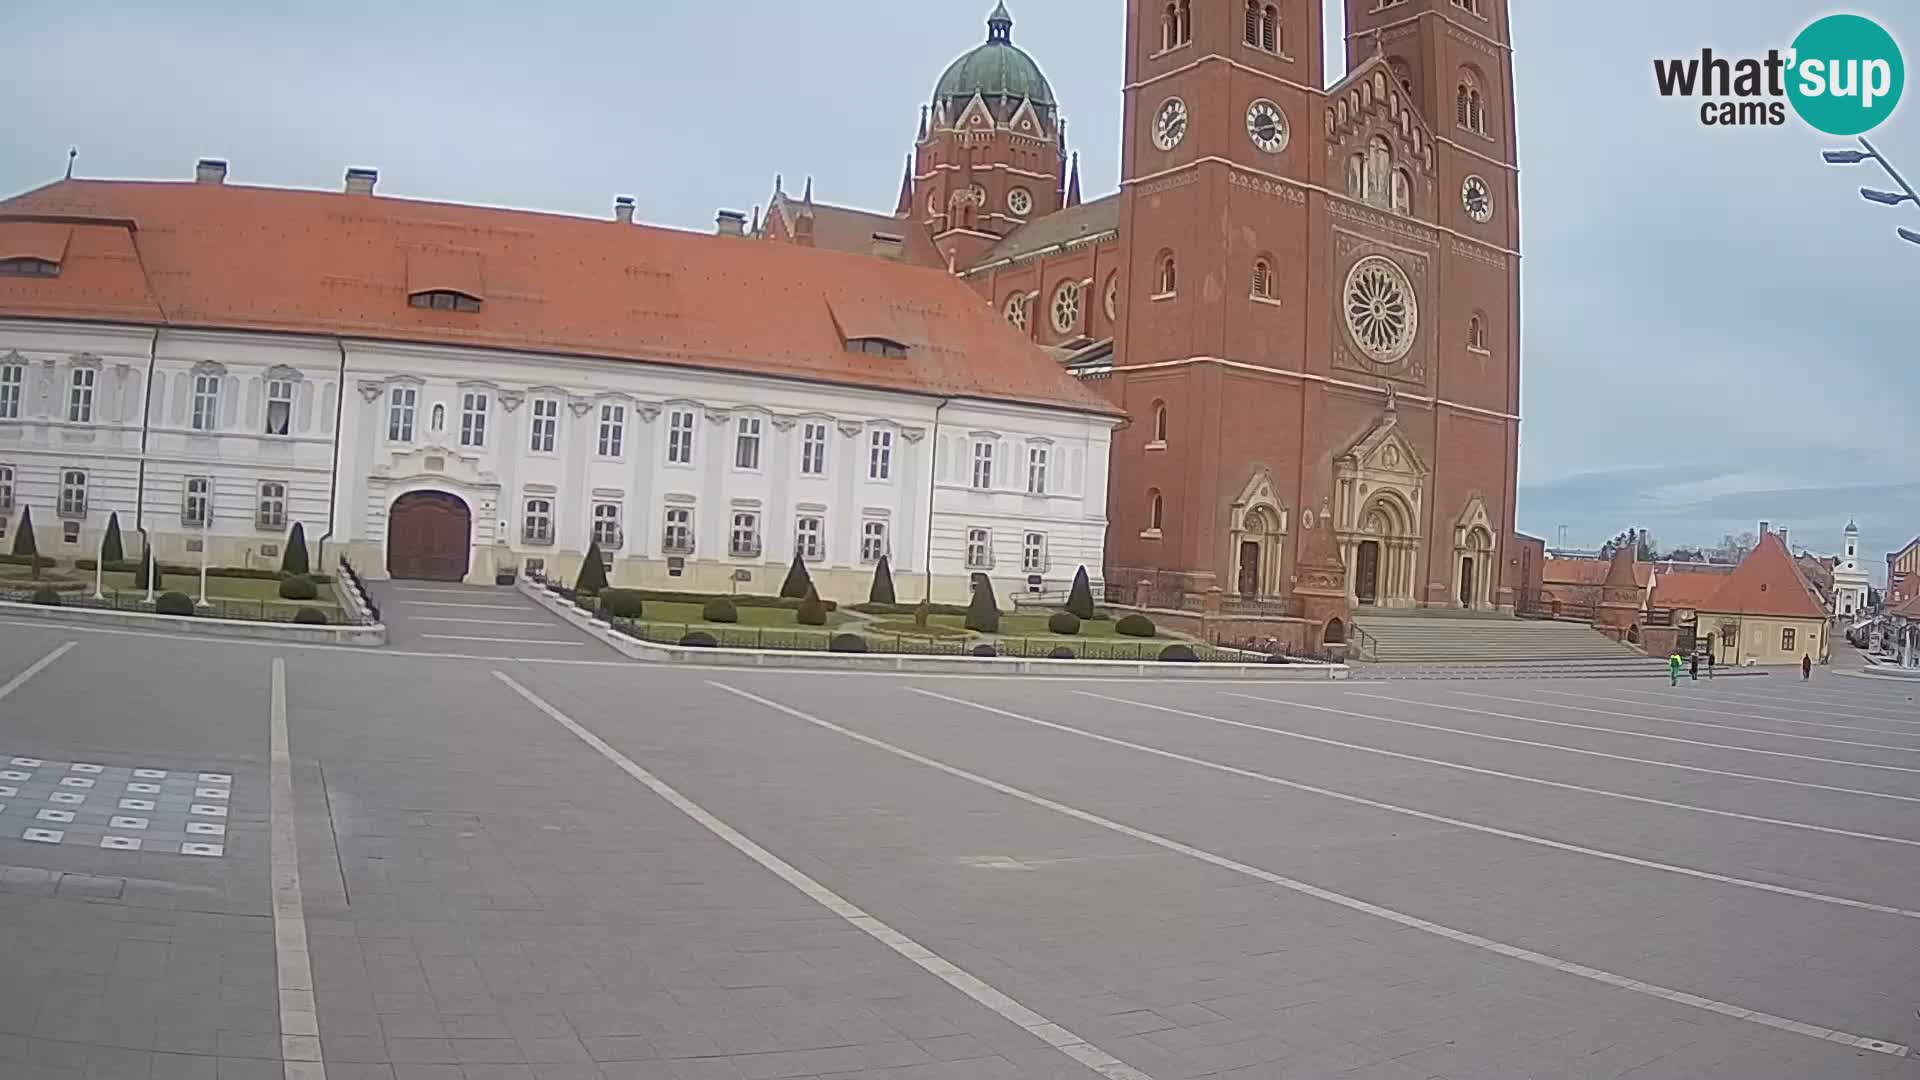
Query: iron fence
[{"left": 1, "top": 585, "right": 325, "bottom": 624}]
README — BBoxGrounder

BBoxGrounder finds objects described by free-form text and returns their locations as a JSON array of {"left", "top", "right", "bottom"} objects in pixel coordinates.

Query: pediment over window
[
  {"left": 373, "top": 441, "right": 497, "bottom": 488},
  {"left": 1338, "top": 413, "right": 1428, "bottom": 479}
]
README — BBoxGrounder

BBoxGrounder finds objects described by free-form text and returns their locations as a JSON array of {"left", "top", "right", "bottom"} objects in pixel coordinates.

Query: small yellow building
[{"left": 1696, "top": 531, "right": 1830, "bottom": 666}]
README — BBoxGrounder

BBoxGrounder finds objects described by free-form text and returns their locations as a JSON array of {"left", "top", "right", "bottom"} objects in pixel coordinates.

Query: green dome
[{"left": 933, "top": 4, "right": 1056, "bottom": 109}]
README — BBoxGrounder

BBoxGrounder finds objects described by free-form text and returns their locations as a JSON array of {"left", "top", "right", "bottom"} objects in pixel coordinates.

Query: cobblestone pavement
[{"left": 0, "top": 615, "right": 1916, "bottom": 1079}]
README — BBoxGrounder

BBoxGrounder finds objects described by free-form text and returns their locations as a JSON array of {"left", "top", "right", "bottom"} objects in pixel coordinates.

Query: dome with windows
[{"left": 933, "top": 3, "right": 1057, "bottom": 115}]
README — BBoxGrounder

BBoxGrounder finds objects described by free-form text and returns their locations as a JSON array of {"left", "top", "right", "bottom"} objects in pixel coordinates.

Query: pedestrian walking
[
  {"left": 1669, "top": 651, "right": 1683, "bottom": 686},
  {"left": 1802, "top": 654, "right": 1813, "bottom": 681},
  {"left": 1707, "top": 651, "right": 1715, "bottom": 679},
  {"left": 1690, "top": 653, "right": 1699, "bottom": 681}
]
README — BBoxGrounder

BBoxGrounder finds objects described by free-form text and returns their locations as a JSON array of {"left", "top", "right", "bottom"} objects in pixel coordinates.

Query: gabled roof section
[
  {"left": 0, "top": 220, "right": 74, "bottom": 263},
  {"left": 966, "top": 193, "right": 1119, "bottom": 272},
  {"left": 1338, "top": 406, "right": 1429, "bottom": 478},
  {"left": 1701, "top": 532, "right": 1830, "bottom": 620},
  {"left": 405, "top": 246, "right": 485, "bottom": 300},
  {"left": 761, "top": 190, "right": 943, "bottom": 267},
  {"left": 1324, "top": 53, "right": 1438, "bottom": 174},
  {"left": 0, "top": 177, "right": 1118, "bottom": 417},
  {"left": 0, "top": 192, "right": 162, "bottom": 322}
]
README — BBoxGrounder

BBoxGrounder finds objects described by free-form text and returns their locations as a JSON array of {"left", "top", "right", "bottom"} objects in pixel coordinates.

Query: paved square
[{"left": 0, "top": 751, "right": 232, "bottom": 857}]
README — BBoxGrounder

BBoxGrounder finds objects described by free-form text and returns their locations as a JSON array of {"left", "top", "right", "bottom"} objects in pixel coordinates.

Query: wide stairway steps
[{"left": 1355, "top": 613, "right": 1648, "bottom": 665}]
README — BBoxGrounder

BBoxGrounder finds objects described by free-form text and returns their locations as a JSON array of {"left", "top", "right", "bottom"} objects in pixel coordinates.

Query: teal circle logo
[{"left": 1788, "top": 14, "right": 1904, "bottom": 135}]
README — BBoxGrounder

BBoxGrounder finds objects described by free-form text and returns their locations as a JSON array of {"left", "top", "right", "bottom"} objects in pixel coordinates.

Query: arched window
[
  {"left": 1152, "top": 401, "right": 1169, "bottom": 443},
  {"left": 1390, "top": 168, "right": 1412, "bottom": 216},
  {"left": 1164, "top": 3, "right": 1178, "bottom": 50},
  {"left": 1346, "top": 153, "right": 1365, "bottom": 198},
  {"left": 1457, "top": 71, "right": 1489, "bottom": 134},
  {"left": 1468, "top": 314, "right": 1487, "bottom": 351},
  {"left": 1366, "top": 136, "right": 1392, "bottom": 207},
  {"left": 1262, "top": 5, "right": 1279, "bottom": 52},
  {"left": 1155, "top": 251, "right": 1177, "bottom": 296},
  {"left": 1176, "top": 0, "right": 1191, "bottom": 46},
  {"left": 1250, "top": 258, "right": 1273, "bottom": 299},
  {"left": 1456, "top": 81, "right": 1471, "bottom": 128},
  {"left": 1149, "top": 489, "right": 1165, "bottom": 532},
  {"left": 1243, "top": 0, "right": 1259, "bottom": 46}
]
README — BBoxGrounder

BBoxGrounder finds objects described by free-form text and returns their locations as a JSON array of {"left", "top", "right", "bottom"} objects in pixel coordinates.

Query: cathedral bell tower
[{"left": 913, "top": 3, "right": 1066, "bottom": 270}]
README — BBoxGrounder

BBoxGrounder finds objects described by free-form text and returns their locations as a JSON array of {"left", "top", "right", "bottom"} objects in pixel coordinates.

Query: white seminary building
[{"left": 0, "top": 162, "right": 1119, "bottom": 604}]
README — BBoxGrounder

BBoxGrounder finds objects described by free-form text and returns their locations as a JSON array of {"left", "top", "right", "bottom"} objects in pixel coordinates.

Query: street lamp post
[
  {"left": 1822, "top": 137, "right": 1920, "bottom": 248},
  {"left": 93, "top": 526, "right": 105, "bottom": 600},
  {"left": 197, "top": 479, "right": 211, "bottom": 608}
]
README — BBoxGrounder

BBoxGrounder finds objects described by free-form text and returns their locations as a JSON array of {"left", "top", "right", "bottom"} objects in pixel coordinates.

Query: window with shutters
[{"left": 1251, "top": 258, "right": 1273, "bottom": 299}]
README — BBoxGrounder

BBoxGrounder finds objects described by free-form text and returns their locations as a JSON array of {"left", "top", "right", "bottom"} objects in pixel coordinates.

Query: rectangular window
[
  {"left": 1023, "top": 531, "right": 1047, "bottom": 573},
  {"left": 966, "top": 527, "right": 992, "bottom": 570},
  {"left": 191, "top": 373, "right": 221, "bottom": 432},
  {"left": 971, "top": 441, "right": 995, "bottom": 490},
  {"left": 1783, "top": 628, "right": 1797, "bottom": 652},
  {"left": 523, "top": 498, "right": 554, "bottom": 545},
  {"left": 265, "top": 379, "right": 294, "bottom": 435},
  {"left": 662, "top": 506, "right": 694, "bottom": 554},
  {"left": 58, "top": 469, "right": 87, "bottom": 518},
  {"left": 0, "top": 465, "right": 12, "bottom": 511},
  {"left": 529, "top": 398, "right": 558, "bottom": 453},
  {"left": 592, "top": 502, "right": 622, "bottom": 549},
  {"left": 1027, "top": 445, "right": 1049, "bottom": 496},
  {"left": 869, "top": 430, "right": 893, "bottom": 481},
  {"left": 0, "top": 364, "right": 22, "bottom": 420},
  {"left": 598, "top": 403, "right": 626, "bottom": 457},
  {"left": 68, "top": 368, "right": 95, "bottom": 423},
  {"left": 795, "top": 515, "right": 824, "bottom": 562},
  {"left": 668, "top": 410, "right": 695, "bottom": 465},
  {"left": 460, "top": 391, "right": 488, "bottom": 448},
  {"left": 183, "top": 477, "right": 210, "bottom": 527},
  {"left": 256, "top": 481, "right": 287, "bottom": 530},
  {"left": 861, "top": 520, "right": 888, "bottom": 564},
  {"left": 730, "top": 511, "right": 761, "bottom": 558},
  {"left": 801, "top": 422, "right": 828, "bottom": 476},
  {"left": 387, "top": 386, "right": 417, "bottom": 442},
  {"left": 735, "top": 416, "right": 762, "bottom": 470}
]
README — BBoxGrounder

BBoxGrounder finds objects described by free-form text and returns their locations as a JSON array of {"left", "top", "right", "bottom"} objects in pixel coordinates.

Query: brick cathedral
[{"left": 754, "top": 0, "right": 1520, "bottom": 631}]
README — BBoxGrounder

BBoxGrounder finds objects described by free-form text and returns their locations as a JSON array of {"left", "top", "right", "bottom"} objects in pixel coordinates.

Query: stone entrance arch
[
  {"left": 1347, "top": 491, "right": 1418, "bottom": 607},
  {"left": 1451, "top": 496, "right": 1497, "bottom": 610},
  {"left": 1226, "top": 470, "right": 1289, "bottom": 599},
  {"left": 1333, "top": 402, "right": 1427, "bottom": 609},
  {"left": 387, "top": 491, "right": 472, "bottom": 581}
]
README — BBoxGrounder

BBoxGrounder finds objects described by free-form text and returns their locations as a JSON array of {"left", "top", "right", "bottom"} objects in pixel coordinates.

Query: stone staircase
[{"left": 1353, "top": 611, "right": 1647, "bottom": 665}]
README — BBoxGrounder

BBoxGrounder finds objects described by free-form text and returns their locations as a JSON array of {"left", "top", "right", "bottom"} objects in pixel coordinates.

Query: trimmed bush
[
  {"left": 869, "top": 555, "right": 896, "bottom": 605},
  {"left": 133, "top": 547, "right": 163, "bottom": 590},
  {"left": 1066, "top": 566, "right": 1095, "bottom": 620},
  {"left": 278, "top": 575, "right": 319, "bottom": 601},
  {"left": 12, "top": 506, "right": 39, "bottom": 579},
  {"left": 598, "top": 589, "right": 645, "bottom": 619},
  {"left": 796, "top": 586, "right": 828, "bottom": 627},
  {"left": 1157, "top": 644, "right": 1199, "bottom": 662},
  {"left": 293, "top": 607, "right": 329, "bottom": 625},
  {"left": 1265, "top": 652, "right": 1290, "bottom": 664},
  {"left": 1116, "top": 613, "right": 1156, "bottom": 638},
  {"left": 679, "top": 631, "right": 719, "bottom": 648},
  {"left": 1047, "top": 611, "right": 1081, "bottom": 636},
  {"left": 575, "top": 542, "right": 609, "bottom": 595},
  {"left": 154, "top": 592, "right": 195, "bottom": 616},
  {"left": 971, "top": 644, "right": 998, "bottom": 658},
  {"left": 964, "top": 576, "right": 1000, "bottom": 634},
  {"left": 779, "top": 553, "right": 813, "bottom": 600},
  {"left": 0, "top": 553, "right": 55, "bottom": 569},
  {"left": 829, "top": 633, "right": 869, "bottom": 653},
  {"left": 31, "top": 587, "right": 61, "bottom": 607},
  {"left": 282, "top": 522, "right": 311, "bottom": 577},
  {"left": 1048, "top": 646, "right": 1076, "bottom": 659},
  {"left": 101, "top": 512, "right": 125, "bottom": 565},
  {"left": 701, "top": 597, "right": 739, "bottom": 624}
]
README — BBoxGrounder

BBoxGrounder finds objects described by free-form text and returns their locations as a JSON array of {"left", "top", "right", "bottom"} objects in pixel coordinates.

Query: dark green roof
[{"left": 933, "top": 4, "right": 1055, "bottom": 108}]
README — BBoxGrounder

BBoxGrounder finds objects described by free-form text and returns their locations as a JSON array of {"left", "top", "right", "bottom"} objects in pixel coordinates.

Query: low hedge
[
  {"left": 31, "top": 587, "right": 61, "bottom": 606},
  {"left": 1047, "top": 611, "right": 1081, "bottom": 635},
  {"left": 1115, "top": 613, "right": 1157, "bottom": 638},
  {"left": 971, "top": 644, "right": 998, "bottom": 658},
  {"left": 154, "top": 592, "right": 196, "bottom": 617},
  {"left": 1157, "top": 644, "right": 1199, "bottom": 662},
  {"left": 293, "top": 607, "right": 330, "bottom": 625},
  {"left": 830, "top": 633, "right": 869, "bottom": 654},
  {"left": 74, "top": 559, "right": 331, "bottom": 584},
  {"left": 679, "top": 631, "right": 719, "bottom": 648},
  {"left": 278, "top": 575, "right": 319, "bottom": 601},
  {"left": 849, "top": 600, "right": 971, "bottom": 618},
  {"left": 701, "top": 598, "right": 739, "bottom": 624},
  {"left": 0, "top": 553, "right": 56, "bottom": 569},
  {"left": 598, "top": 589, "right": 646, "bottom": 619},
  {"left": 617, "top": 589, "right": 836, "bottom": 612},
  {"left": 1048, "top": 646, "right": 1076, "bottom": 659}
]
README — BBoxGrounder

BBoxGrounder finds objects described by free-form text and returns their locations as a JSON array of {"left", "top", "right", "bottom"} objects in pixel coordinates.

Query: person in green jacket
[{"left": 1669, "top": 651, "right": 1683, "bottom": 686}]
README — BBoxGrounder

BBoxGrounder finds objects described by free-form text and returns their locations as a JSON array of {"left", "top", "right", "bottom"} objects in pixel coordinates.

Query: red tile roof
[
  {"left": 0, "top": 178, "right": 1117, "bottom": 417},
  {"left": 1700, "top": 532, "right": 1829, "bottom": 620},
  {"left": 1652, "top": 570, "right": 1727, "bottom": 610},
  {"left": 1542, "top": 558, "right": 1650, "bottom": 589}
]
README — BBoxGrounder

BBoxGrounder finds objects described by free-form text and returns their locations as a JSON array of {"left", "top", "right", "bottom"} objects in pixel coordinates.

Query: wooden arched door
[{"left": 387, "top": 491, "right": 471, "bottom": 582}]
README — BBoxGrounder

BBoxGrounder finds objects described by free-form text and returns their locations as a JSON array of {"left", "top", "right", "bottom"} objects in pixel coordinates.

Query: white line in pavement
[
  {"left": 270, "top": 658, "right": 325, "bottom": 1080},
  {"left": 409, "top": 617, "right": 556, "bottom": 627},
  {"left": 1190, "top": 693, "right": 1920, "bottom": 847},
  {"left": 493, "top": 672, "right": 1154, "bottom": 1080},
  {"left": 1232, "top": 693, "right": 1920, "bottom": 804},
  {"left": 396, "top": 601, "right": 531, "bottom": 611},
  {"left": 724, "top": 682, "right": 1907, "bottom": 1059},
  {"left": 0, "top": 640, "right": 76, "bottom": 701},
  {"left": 1563, "top": 687, "right": 1920, "bottom": 736},
  {"left": 419, "top": 634, "right": 583, "bottom": 646},
  {"left": 1411, "top": 692, "right": 1920, "bottom": 776},
  {"left": 390, "top": 587, "right": 501, "bottom": 596},
  {"left": 1482, "top": 689, "right": 1920, "bottom": 753},
  {"left": 1663, "top": 688, "right": 1920, "bottom": 728}
]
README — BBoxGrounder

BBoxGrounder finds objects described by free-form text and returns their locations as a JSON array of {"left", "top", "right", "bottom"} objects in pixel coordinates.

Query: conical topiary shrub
[
  {"left": 869, "top": 555, "right": 896, "bottom": 606},
  {"left": 780, "top": 552, "right": 813, "bottom": 600},
  {"left": 1066, "top": 565, "right": 1095, "bottom": 620},
  {"left": 12, "top": 505, "right": 39, "bottom": 580},
  {"left": 575, "top": 541, "right": 609, "bottom": 594},
  {"left": 964, "top": 575, "right": 1000, "bottom": 634},
  {"left": 133, "top": 544, "right": 163, "bottom": 590},
  {"left": 796, "top": 585, "right": 828, "bottom": 626},
  {"left": 282, "top": 522, "right": 311, "bottom": 577},
  {"left": 101, "top": 511, "right": 125, "bottom": 565}
]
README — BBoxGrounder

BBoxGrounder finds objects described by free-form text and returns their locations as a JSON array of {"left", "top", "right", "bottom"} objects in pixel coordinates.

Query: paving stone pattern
[{"left": 0, "top": 755, "right": 230, "bottom": 856}]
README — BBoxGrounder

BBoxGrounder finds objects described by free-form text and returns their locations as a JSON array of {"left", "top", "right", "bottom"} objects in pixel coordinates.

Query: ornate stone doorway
[
  {"left": 1333, "top": 404, "right": 1426, "bottom": 610},
  {"left": 1237, "top": 541, "right": 1261, "bottom": 597},
  {"left": 1458, "top": 556, "right": 1476, "bottom": 606},
  {"left": 1451, "top": 497, "right": 1498, "bottom": 611},
  {"left": 1226, "top": 471, "right": 1288, "bottom": 599},
  {"left": 1356, "top": 541, "right": 1382, "bottom": 605}
]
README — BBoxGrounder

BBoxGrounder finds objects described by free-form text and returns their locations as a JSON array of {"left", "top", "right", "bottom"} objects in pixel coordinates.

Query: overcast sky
[{"left": 3, "top": 1, "right": 1914, "bottom": 574}]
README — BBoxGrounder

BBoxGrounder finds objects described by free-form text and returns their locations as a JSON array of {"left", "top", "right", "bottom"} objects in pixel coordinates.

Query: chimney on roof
[
  {"left": 870, "top": 232, "right": 905, "bottom": 259},
  {"left": 1778, "top": 527, "right": 1790, "bottom": 550},
  {"left": 344, "top": 168, "right": 378, "bottom": 196},
  {"left": 1759, "top": 521, "right": 1771, "bottom": 536},
  {"left": 194, "top": 158, "right": 228, "bottom": 185},
  {"left": 614, "top": 196, "right": 636, "bottom": 224},
  {"left": 716, "top": 210, "right": 747, "bottom": 237}
]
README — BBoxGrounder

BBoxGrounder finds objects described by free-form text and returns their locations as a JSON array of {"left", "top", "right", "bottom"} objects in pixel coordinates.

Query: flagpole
[
  {"left": 144, "top": 540, "right": 156, "bottom": 604},
  {"left": 198, "top": 480, "right": 211, "bottom": 608},
  {"left": 93, "top": 525, "right": 104, "bottom": 599}
]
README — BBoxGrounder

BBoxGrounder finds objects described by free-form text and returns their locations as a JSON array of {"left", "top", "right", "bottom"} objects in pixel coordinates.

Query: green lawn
[
  {"left": 634, "top": 600, "right": 852, "bottom": 629},
  {"left": 906, "top": 612, "right": 1152, "bottom": 640},
  {"left": 2, "top": 565, "right": 338, "bottom": 613}
]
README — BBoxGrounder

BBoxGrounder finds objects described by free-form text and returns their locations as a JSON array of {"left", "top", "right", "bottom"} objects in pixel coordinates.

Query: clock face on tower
[
  {"left": 1153, "top": 97, "right": 1188, "bottom": 151},
  {"left": 1245, "top": 99, "right": 1288, "bottom": 153},
  {"left": 1462, "top": 175, "right": 1495, "bottom": 224}
]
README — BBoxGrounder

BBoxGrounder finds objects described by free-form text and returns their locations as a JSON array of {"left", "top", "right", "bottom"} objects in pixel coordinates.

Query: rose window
[
  {"left": 1051, "top": 282, "right": 1082, "bottom": 335},
  {"left": 1005, "top": 294, "right": 1028, "bottom": 330},
  {"left": 1343, "top": 256, "right": 1418, "bottom": 363}
]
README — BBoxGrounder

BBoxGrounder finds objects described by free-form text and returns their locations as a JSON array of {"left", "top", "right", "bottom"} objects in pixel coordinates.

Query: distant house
[{"left": 1695, "top": 531, "right": 1831, "bottom": 666}]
